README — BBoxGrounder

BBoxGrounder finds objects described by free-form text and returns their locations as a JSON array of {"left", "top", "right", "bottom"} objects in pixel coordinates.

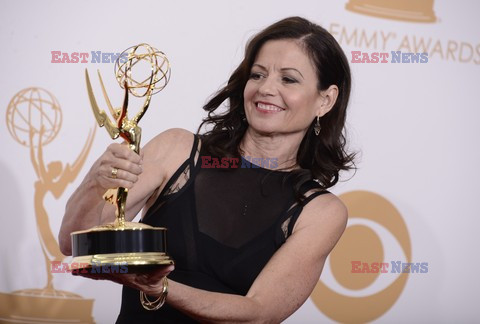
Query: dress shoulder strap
[
  {"left": 286, "top": 180, "right": 330, "bottom": 237},
  {"left": 157, "top": 133, "right": 199, "bottom": 197},
  {"left": 142, "top": 134, "right": 199, "bottom": 221}
]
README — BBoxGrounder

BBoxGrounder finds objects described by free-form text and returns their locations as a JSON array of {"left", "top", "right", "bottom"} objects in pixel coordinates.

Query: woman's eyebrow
[
  {"left": 252, "top": 64, "right": 304, "bottom": 79},
  {"left": 252, "top": 63, "right": 267, "bottom": 71},
  {"left": 280, "top": 67, "right": 304, "bottom": 79}
]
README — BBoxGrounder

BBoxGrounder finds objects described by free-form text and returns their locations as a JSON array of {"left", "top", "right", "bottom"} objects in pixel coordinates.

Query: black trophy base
[{"left": 70, "top": 222, "right": 173, "bottom": 274}]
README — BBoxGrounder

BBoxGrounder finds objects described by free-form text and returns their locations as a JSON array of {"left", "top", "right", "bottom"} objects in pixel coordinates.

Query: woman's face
[{"left": 243, "top": 39, "right": 324, "bottom": 137}]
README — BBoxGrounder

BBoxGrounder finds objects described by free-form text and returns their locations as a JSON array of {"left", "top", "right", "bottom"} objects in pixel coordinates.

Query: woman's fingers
[
  {"left": 108, "top": 159, "right": 143, "bottom": 177},
  {"left": 133, "top": 265, "right": 174, "bottom": 294},
  {"left": 77, "top": 265, "right": 175, "bottom": 295},
  {"left": 100, "top": 163, "right": 139, "bottom": 186},
  {"left": 136, "top": 265, "right": 174, "bottom": 284},
  {"left": 93, "top": 143, "right": 144, "bottom": 190},
  {"left": 111, "top": 143, "right": 143, "bottom": 163}
]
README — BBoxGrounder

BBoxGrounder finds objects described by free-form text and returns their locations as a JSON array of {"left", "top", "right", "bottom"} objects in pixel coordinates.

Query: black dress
[{"left": 116, "top": 135, "right": 327, "bottom": 323}]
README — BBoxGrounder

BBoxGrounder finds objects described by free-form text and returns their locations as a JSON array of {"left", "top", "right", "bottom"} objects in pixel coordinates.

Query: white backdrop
[{"left": 1, "top": 0, "right": 479, "bottom": 323}]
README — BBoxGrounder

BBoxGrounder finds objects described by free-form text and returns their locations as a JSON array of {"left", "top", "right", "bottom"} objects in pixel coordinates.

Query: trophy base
[
  {"left": 71, "top": 252, "right": 173, "bottom": 274},
  {"left": 71, "top": 222, "right": 173, "bottom": 274},
  {"left": 0, "top": 289, "right": 94, "bottom": 323}
]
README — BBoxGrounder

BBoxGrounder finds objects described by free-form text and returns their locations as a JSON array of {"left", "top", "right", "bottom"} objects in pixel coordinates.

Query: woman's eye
[
  {"left": 249, "top": 72, "right": 263, "bottom": 80},
  {"left": 282, "top": 76, "right": 297, "bottom": 84}
]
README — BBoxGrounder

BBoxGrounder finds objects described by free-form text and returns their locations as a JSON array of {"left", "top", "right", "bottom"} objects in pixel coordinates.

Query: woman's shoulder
[
  {"left": 293, "top": 191, "right": 348, "bottom": 242},
  {"left": 147, "top": 127, "right": 195, "bottom": 147},
  {"left": 142, "top": 128, "right": 197, "bottom": 175},
  {"left": 144, "top": 128, "right": 196, "bottom": 158}
]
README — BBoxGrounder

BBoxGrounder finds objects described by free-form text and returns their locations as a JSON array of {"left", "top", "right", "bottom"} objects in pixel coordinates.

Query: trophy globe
[
  {"left": 6, "top": 87, "right": 62, "bottom": 147},
  {"left": 115, "top": 43, "right": 171, "bottom": 98}
]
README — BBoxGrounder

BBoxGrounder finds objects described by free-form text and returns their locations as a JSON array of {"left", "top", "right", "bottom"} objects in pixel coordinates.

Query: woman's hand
[
  {"left": 59, "top": 129, "right": 195, "bottom": 256},
  {"left": 88, "top": 143, "right": 144, "bottom": 195},
  {"left": 77, "top": 264, "right": 174, "bottom": 296}
]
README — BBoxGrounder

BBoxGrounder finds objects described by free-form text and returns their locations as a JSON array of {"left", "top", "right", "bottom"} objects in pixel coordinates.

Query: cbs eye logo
[{"left": 311, "top": 190, "right": 412, "bottom": 323}]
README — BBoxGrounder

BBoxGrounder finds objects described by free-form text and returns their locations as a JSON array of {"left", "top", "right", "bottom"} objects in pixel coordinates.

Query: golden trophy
[
  {"left": 2, "top": 87, "right": 95, "bottom": 323},
  {"left": 70, "top": 43, "right": 174, "bottom": 273}
]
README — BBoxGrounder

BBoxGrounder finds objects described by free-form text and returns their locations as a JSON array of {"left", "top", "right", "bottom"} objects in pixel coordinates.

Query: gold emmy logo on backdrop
[
  {"left": 70, "top": 43, "right": 173, "bottom": 272},
  {"left": 345, "top": 0, "right": 437, "bottom": 23},
  {"left": 1, "top": 87, "right": 95, "bottom": 323},
  {"left": 310, "top": 191, "right": 411, "bottom": 323}
]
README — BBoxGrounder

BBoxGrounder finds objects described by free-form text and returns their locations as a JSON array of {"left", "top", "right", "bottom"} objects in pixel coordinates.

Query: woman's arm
[
  {"left": 129, "top": 193, "right": 348, "bottom": 323},
  {"left": 58, "top": 128, "right": 196, "bottom": 256}
]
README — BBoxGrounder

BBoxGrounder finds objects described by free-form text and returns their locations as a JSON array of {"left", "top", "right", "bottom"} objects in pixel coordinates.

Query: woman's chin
[{"left": 247, "top": 126, "right": 281, "bottom": 137}]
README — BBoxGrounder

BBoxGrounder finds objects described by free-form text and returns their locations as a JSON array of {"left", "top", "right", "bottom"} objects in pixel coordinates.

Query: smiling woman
[
  {"left": 200, "top": 16, "right": 354, "bottom": 191},
  {"left": 59, "top": 16, "right": 355, "bottom": 323},
  {"left": 243, "top": 39, "right": 336, "bottom": 145}
]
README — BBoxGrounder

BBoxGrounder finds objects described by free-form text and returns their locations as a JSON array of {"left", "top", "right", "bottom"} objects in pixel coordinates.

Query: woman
[{"left": 59, "top": 16, "right": 354, "bottom": 323}]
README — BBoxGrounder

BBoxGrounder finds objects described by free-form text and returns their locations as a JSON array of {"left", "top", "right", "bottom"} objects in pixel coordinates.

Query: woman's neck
[{"left": 239, "top": 127, "right": 306, "bottom": 171}]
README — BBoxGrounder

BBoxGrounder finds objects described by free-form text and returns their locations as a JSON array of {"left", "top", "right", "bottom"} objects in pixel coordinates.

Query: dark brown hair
[{"left": 197, "top": 16, "right": 355, "bottom": 199}]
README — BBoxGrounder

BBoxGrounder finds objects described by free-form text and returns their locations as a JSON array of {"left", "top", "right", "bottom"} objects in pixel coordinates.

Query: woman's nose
[{"left": 258, "top": 76, "right": 277, "bottom": 96}]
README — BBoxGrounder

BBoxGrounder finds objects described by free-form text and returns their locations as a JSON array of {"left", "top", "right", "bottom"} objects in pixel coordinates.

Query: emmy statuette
[{"left": 70, "top": 44, "right": 174, "bottom": 273}]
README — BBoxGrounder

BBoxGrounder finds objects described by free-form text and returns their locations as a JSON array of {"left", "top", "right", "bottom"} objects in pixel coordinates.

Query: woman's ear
[{"left": 316, "top": 84, "right": 339, "bottom": 117}]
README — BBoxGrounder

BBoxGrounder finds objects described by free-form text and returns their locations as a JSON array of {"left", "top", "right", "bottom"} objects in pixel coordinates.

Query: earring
[{"left": 314, "top": 116, "right": 321, "bottom": 136}]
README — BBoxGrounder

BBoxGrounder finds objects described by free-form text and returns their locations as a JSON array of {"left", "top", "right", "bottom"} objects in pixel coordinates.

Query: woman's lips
[{"left": 255, "top": 102, "right": 285, "bottom": 113}]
